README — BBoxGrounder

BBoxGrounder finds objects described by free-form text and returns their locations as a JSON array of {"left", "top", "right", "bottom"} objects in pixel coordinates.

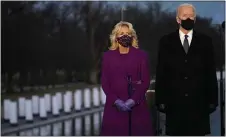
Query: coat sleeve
[
  {"left": 131, "top": 52, "right": 150, "bottom": 105},
  {"left": 155, "top": 36, "right": 168, "bottom": 106},
  {"left": 205, "top": 37, "right": 218, "bottom": 106},
  {"left": 101, "top": 53, "right": 118, "bottom": 105}
]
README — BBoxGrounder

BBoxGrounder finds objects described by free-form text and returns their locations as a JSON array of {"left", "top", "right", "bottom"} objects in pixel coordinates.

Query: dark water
[{"left": 6, "top": 111, "right": 103, "bottom": 136}]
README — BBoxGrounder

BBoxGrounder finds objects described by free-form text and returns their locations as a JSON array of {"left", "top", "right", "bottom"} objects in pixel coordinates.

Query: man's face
[{"left": 177, "top": 6, "right": 195, "bottom": 24}]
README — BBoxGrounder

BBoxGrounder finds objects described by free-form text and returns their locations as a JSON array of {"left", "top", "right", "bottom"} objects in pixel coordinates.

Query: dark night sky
[
  {"left": 109, "top": 1, "right": 225, "bottom": 24},
  {"left": 161, "top": 1, "right": 225, "bottom": 24},
  {"left": 34, "top": 1, "right": 225, "bottom": 24}
]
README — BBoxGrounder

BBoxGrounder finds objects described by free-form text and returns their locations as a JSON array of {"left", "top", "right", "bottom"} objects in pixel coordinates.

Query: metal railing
[
  {"left": 2, "top": 107, "right": 104, "bottom": 136},
  {"left": 2, "top": 74, "right": 224, "bottom": 136}
]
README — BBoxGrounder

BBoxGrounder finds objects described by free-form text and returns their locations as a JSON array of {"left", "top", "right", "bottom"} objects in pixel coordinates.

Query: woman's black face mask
[
  {"left": 116, "top": 35, "right": 133, "bottom": 47},
  {"left": 179, "top": 18, "right": 195, "bottom": 30}
]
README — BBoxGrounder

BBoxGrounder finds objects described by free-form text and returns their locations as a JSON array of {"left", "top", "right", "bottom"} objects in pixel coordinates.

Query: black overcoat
[{"left": 155, "top": 30, "right": 218, "bottom": 135}]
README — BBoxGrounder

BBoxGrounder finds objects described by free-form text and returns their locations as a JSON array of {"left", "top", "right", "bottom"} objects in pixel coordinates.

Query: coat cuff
[
  {"left": 109, "top": 95, "right": 118, "bottom": 106},
  {"left": 131, "top": 96, "right": 142, "bottom": 106}
]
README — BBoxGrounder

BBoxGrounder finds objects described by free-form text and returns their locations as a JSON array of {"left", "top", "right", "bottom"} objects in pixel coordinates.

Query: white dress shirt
[{"left": 179, "top": 29, "right": 193, "bottom": 46}]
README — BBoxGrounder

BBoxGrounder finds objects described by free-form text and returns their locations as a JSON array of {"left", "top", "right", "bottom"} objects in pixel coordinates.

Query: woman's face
[{"left": 117, "top": 25, "right": 132, "bottom": 38}]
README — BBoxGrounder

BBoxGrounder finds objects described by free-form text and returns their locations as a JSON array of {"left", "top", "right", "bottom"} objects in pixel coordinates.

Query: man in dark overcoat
[{"left": 155, "top": 3, "right": 218, "bottom": 136}]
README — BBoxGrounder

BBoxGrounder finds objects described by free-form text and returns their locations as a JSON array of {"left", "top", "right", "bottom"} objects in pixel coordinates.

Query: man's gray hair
[{"left": 176, "top": 3, "right": 196, "bottom": 17}]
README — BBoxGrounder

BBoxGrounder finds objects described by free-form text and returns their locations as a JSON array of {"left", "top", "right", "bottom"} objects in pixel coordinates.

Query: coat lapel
[{"left": 173, "top": 30, "right": 187, "bottom": 56}]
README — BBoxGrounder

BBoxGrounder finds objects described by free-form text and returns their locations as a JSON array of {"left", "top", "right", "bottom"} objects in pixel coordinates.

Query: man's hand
[
  {"left": 157, "top": 104, "right": 166, "bottom": 113},
  {"left": 209, "top": 104, "right": 217, "bottom": 113}
]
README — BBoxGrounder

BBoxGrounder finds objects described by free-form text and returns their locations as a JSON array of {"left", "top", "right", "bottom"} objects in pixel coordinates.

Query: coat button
[
  {"left": 184, "top": 77, "right": 188, "bottom": 80},
  {"left": 185, "top": 94, "right": 188, "bottom": 96},
  {"left": 185, "top": 60, "right": 187, "bottom": 63}
]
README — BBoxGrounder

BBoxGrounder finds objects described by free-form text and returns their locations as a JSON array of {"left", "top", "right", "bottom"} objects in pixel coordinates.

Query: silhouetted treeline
[{"left": 1, "top": 1, "right": 224, "bottom": 93}]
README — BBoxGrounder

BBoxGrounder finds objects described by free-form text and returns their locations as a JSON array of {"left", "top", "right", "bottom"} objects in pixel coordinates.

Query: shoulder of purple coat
[
  {"left": 103, "top": 50, "right": 115, "bottom": 58},
  {"left": 101, "top": 51, "right": 111, "bottom": 62}
]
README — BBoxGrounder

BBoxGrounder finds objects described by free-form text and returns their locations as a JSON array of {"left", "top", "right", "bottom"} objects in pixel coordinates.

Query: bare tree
[{"left": 78, "top": 1, "right": 108, "bottom": 84}]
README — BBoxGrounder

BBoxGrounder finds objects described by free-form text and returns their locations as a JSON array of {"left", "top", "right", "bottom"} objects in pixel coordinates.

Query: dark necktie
[{"left": 183, "top": 35, "right": 189, "bottom": 53}]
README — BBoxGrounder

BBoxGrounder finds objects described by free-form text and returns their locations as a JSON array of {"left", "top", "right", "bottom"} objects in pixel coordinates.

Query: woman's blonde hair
[{"left": 109, "top": 21, "right": 139, "bottom": 50}]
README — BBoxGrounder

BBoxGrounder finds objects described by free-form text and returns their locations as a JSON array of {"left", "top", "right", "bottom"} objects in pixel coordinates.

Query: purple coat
[{"left": 100, "top": 46, "right": 154, "bottom": 136}]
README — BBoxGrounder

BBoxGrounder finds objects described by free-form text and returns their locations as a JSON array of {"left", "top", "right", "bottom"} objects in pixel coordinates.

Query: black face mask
[
  {"left": 179, "top": 18, "right": 195, "bottom": 30},
  {"left": 116, "top": 35, "right": 133, "bottom": 48}
]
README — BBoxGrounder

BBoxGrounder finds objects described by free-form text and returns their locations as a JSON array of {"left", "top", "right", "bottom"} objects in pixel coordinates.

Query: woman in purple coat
[{"left": 100, "top": 21, "right": 154, "bottom": 136}]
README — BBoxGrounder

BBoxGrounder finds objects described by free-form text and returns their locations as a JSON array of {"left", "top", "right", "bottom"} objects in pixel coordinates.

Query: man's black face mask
[{"left": 179, "top": 18, "right": 195, "bottom": 30}]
